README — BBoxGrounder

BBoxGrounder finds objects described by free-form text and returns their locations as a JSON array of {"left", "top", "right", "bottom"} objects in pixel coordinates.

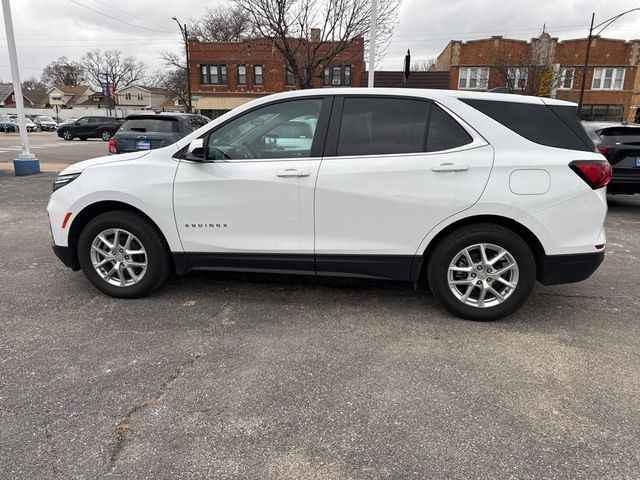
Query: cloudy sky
[{"left": 1, "top": 0, "right": 639, "bottom": 83}]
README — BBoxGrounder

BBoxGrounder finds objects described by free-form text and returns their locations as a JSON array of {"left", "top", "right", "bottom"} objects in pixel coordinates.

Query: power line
[
  {"left": 90, "top": 0, "right": 171, "bottom": 31},
  {"left": 68, "top": 0, "right": 173, "bottom": 34}
]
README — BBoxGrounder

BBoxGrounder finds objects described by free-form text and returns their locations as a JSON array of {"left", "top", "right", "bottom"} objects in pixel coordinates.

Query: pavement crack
[
  {"left": 105, "top": 353, "right": 202, "bottom": 472},
  {"left": 44, "top": 418, "right": 61, "bottom": 478}
]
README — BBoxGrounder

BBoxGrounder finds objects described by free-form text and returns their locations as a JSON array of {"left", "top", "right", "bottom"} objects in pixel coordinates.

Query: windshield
[
  {"left": 121, "top": 118, "right": 179, "bottom": 133},
  {"left": 38, "top": 116, "right": 54, "bottom": 122}
]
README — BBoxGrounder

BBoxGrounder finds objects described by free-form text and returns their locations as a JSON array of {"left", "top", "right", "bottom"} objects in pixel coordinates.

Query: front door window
[{"left": 205, "top": 98, "right": 322, "bottom": 161}]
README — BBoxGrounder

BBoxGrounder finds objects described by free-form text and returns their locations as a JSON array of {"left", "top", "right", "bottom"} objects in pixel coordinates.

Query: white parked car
[{"left": 47, "top": 88, "right": 610, "bottom": 320}]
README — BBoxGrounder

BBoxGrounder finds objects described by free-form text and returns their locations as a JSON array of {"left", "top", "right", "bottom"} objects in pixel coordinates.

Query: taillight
[
  {"left": 597, "top": 146, "right": 609, "bottom": 156},
  {"left": 569, "top": 160, "right": 612, "bottom": 189},
  {"left": 108, "top": 137, "right": 117, "bottom": 154}
]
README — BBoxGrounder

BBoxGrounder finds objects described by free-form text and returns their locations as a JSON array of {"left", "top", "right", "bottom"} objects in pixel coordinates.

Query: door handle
[
  {"left": 276, "top": 169, "right": 310, "bottom": 177},
  {"left": 431, "top": 163, "right": 470, "bottom": 172}
]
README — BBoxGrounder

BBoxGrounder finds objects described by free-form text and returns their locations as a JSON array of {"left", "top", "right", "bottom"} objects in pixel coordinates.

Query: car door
[
  {"left": 75, "top": 117, "right": 91, "bottom": 136},
  {"left": 173, "top": 96, "right": 331, "bottom": 274},
  {"left": 314, "top": 95, "right": 493, "bottom": 280}
]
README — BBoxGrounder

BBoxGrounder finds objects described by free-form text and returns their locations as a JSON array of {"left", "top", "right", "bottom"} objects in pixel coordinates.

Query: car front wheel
[
  {"left": 61, "top": 129, "right": 72, "bottom": 140},
  {"left": 77, "top": 210, "right": 171, "bottom": 298},
  {"left": 427, "top": 224, "right": 535, "bottom": 321}
]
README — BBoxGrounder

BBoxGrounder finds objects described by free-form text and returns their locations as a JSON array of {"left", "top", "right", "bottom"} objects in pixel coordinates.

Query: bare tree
[
  {"left": 81, "top": 49, "right": 146, "bottom": 91},
  {"left": 149, "top": 68, "right": 189, "bottom": 110},
  {"left": 412, "top": 58, "right": 436, "bottom": 71},
  {"left": 188, "top": 4, "right": 254, "bottom": 41},
  {"left": 490, "top": 39, "right": 570, "bottom": 97},
  {"left": 234, "top": 0, "right": 400, "bottom": 88},
  {"left": 22, "top": 76, "right": 47, "bottom": 92},
  {"left": 161, "top": 5, "right": 252, "bottom": 70},
  {"left": 41, "top": 56, "right": 85, "bottom": 87}
]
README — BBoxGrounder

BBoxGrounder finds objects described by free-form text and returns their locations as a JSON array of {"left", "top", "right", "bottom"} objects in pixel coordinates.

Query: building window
[
  {"left": 137, "top": 92, "right": 144, "bottom": 101},
  {"left": 253, "top": 65, "right": 263, "bottom": 85},
  {"left": 125, "top": 92, "right": 131, "bottom": 100},
  {"left": 237, "top": 65, "right": 247, "bottom": 85},
  {"left": 558, "top": 67, "right": 575, "bottom": 89},
  {"left": 592, "top": 67, "right": 625, "bottom": 90},
  {"left": 286, "top": 66, "right": 295, "bottom": 86},
  {"left": 579, "top": 104, "right": 624, "bottom": 121},
  {"left": 507, "top": 67, "right": 528, "bottom": 89},
  {"left": 458, "top": 67, "right": 489, "bottom": 90},
  {"left": 323, "top": 65, "right": 352, "bottom": 86},
  {"left": 201, "top": 64, "right": 228, "bottom": 85}
]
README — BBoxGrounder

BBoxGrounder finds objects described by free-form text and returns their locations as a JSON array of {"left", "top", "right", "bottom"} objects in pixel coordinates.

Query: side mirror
[{"left": 184, "top": 138, "right": 205, "bottom": 161}]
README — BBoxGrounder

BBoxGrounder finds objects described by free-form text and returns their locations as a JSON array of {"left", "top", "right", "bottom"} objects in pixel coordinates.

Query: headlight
[{"left": 53, "top": 172, "right": 82, "bottom": 192}]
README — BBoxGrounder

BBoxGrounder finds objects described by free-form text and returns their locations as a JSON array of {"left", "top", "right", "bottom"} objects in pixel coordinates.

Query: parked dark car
[
  {"left": 34, "top": 115, "right": 58, "bottom": 132},
  {"left": 109, "top": 113, "right": 210, "bottom": 154},
  {"left": 583, "top": 121, "right": 640, "bottom": 194},
  {"left": 0, "top": 115, "right": 19, "bottom": 132},
  {"left": 57, "top": 116, "right": 123, "bottom": 141}
]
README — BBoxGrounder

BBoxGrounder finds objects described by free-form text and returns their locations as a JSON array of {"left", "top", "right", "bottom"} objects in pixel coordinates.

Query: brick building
[
  {"left": 188, "top": 35, "right": 364, "bottom": 118},
  {"left": 436, "top": 33, "right": 640, "bottom": 122}
]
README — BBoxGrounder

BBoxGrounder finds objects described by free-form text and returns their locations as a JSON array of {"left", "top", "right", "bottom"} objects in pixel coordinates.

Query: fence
[{"left": 0, "top": 106, "right": 165, "bottom": 120}]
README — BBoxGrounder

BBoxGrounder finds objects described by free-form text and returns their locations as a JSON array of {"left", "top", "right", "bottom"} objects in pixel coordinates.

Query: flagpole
[
  {"left": 367, "top": 0, "right": 378, "bottom": 88},
  {"left": 2, "top": 0, "right": 40, "bottom": 175}
]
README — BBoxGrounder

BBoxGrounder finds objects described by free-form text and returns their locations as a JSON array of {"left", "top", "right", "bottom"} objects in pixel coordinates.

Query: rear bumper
[
  {"left": 538, "top": 251, "right": 604, "bottom": 286},
  {"left": 609, "top": 174, "right": 640, "bottom": 194},
  {"left": 52, "top": 245, "right": 80, "bottom": 271}
]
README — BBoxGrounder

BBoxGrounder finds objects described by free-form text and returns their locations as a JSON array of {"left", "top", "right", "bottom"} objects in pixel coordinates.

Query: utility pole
[
  {"left": 2, "top": 0, "right": 39, "bottom": 175},
  {"left": 577, "top": 8, "right": 640, "bottom": 118},
  {"left": 577, "top": 13, "right": 595, "bottom": 118},
  {"left": 172, "top": 17, "right": 192, "bottom": 113},
  {"left": 367, "top": 0, "right": 378, "bottom": 88}
]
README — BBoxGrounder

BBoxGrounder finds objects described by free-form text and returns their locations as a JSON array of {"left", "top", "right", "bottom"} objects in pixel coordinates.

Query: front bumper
[
  {"left": 52, "top": 245, "right": 80, "bottom": 271},
  {"left": 538, "top": 251, "right": 604, "bottom": 286}
]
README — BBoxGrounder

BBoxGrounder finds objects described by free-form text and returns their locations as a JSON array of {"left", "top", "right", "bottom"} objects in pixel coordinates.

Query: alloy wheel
[
  {"left": 447, "top": 243, "right": 519, "bottom": 308},
  {"left": 90, "top": 228, "right": 147, "bottom": 287}
]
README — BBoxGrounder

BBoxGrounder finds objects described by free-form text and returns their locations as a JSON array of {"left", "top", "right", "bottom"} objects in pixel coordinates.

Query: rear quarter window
[
  {"left": 427, "top": 104, "right": 473, "bottom": 152},
  {"left": 461, "top": 99, "right": 594, "bottom": 152}
]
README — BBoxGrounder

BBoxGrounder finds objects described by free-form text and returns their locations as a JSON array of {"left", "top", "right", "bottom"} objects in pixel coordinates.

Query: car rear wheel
[
  {"left": 427, "top": 223, "right": 535, "bottom": 321},
  {"left": 77, "top": 210, "right": 171, "bottom": 298},
  {"left": 61, "top": 129, "right": 72, "bottom": 140},
  {"left": 101, "top": 130, "right": 112, "bottom": 141}
]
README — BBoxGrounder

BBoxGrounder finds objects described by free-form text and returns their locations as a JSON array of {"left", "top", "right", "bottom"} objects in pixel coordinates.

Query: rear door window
[
  {"left": 121, "top": 118, "right": 180, "bottom": 133},
  {"left": 336, "top": 97, "right": 429, "bottom": 156}
]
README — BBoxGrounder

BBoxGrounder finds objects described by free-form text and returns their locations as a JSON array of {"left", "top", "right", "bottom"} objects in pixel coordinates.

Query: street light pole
[
  {"left": 2, "top": 0, "right": 39, "bottom": 176},
  {"left": 577, "top": 8, "right": 640, "bottom": 117},
  {"left": 172, "top": 17, "right": 192, "bottom": 113}
]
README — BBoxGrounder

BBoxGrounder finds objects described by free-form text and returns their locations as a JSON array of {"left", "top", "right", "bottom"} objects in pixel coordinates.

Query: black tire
[
  {"left": 101, "top": 129, "right": 112, "bottom": 141},
  {"left": 61, "top": 129, "right": 73, "bottom": 140},
  {"left": 427, "top": 223, "right": 536, "bottom": 321},
  {"left": 77, "top": 210, "right": 172, "bottom": 298}
]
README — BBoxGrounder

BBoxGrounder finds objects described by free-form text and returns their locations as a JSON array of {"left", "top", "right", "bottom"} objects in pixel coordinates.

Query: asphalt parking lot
[
  {"left": 0, "top": 132, "right": 107, "bottom": 171},
  {"left": 1, "top": 143, "right": 639, "bottom": 479}
]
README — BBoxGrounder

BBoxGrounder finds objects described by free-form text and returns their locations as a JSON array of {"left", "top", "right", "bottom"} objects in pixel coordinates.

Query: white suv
[{"left": 47, "top": 88, "right": 610, "bottom": 320}]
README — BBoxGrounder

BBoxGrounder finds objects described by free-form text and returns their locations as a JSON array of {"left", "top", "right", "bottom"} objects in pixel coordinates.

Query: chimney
[{"left": 310, "top": 28, "right": 321, "bottom": 42}]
